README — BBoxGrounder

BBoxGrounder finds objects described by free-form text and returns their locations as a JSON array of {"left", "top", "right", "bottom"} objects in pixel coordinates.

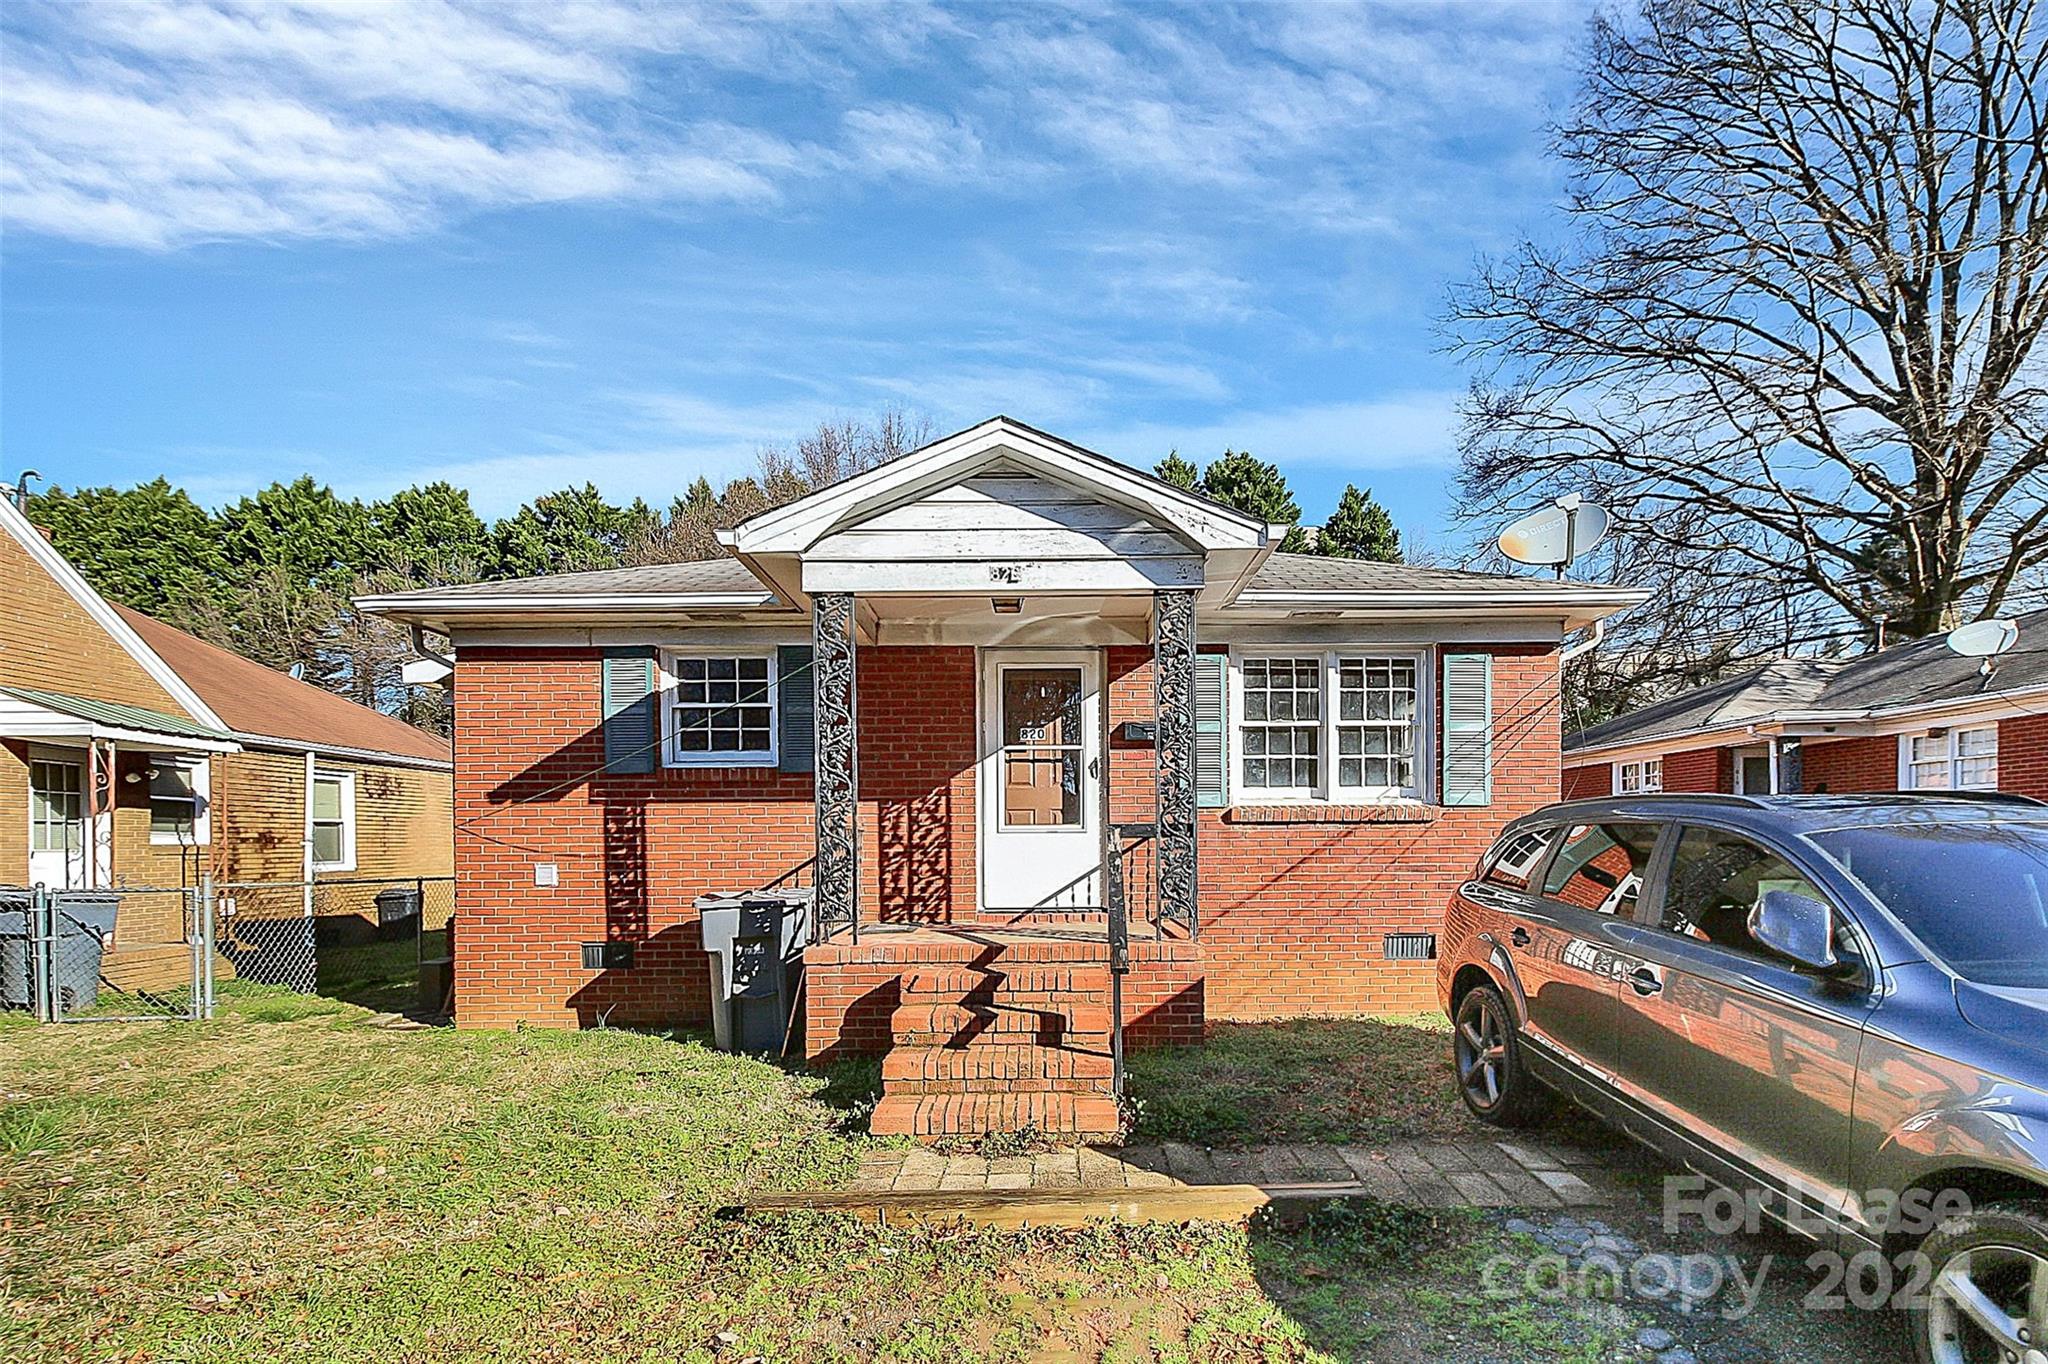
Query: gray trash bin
[
  {"left": 699, "top": 889, "right": 813, "bottom": 1054},
  {"left": 0, "top": 887, "right": 30, "bottom": 1011}
]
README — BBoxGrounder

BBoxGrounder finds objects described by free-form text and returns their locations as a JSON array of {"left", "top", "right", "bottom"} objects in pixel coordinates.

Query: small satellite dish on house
[
  {"left": 288, "top": 662, "right": 306, "bottom": 681},
  {"left": 1947, "top": 618, "right": 2020, "bottom": 676},
  {"left": 1498, "top": 494, "right": 1612, "bottom": 579}
]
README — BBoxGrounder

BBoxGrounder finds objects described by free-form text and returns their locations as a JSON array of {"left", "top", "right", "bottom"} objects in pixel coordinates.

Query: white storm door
[
  {"left": 28, "top": 759, "right": 87, "bottom": 889},
  {"left": 980, "top": 651, "right": 1103, "bottom": 909}
]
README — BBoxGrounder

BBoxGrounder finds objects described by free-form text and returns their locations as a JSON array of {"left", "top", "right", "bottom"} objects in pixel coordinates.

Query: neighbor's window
[
  {"left": 310, "top": 771, "right": 356, "bottom": 872},
  {"left": 666, "top": 652, "right": 777, "bottom": 766},
  {"left": 1902, "top": 727, "right": 1999, "bottom": 791},
  {"left": 1234, "top": 652, "right": 1423, "bottom": 801},
  {"left": 148, "top": 758, "right": 209, "bottom": 845},
  {"left": 1615, "top": 758, "right": 1663, "bottom": 794}
]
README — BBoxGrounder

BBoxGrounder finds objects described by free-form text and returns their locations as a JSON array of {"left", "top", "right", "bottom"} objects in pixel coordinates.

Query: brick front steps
[
  {"left": 804, "top": 926, "right": 1206, "bottom": 1141},
  {"left": 869, "top": 961, "right": 1122, "bottom": 1139}
]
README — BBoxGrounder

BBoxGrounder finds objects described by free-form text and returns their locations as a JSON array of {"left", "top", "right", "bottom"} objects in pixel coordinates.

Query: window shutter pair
[
  {"left": 1440, "top": 652, "right": 1494, "bottom": 807},
  {"left": 599, "top": 645, "right": 816, "bottom": 775}
]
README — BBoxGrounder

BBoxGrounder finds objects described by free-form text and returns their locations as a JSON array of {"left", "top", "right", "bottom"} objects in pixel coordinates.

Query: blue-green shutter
[
  {"left": 1441, "top": 652, "right": 1493, "bottom": 807},
  {"left": 1195, "top": 652, "right": 1229, "bottom": 808},
  {"left": 776, "top": 644, "right": 815, "bottom": 773},
  {"left": 601, "top": 649, "right": 658, "bottom": 774}
]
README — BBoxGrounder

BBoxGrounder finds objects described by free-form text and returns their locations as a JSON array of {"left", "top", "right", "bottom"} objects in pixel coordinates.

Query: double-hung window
[
  {"left": 1902, "top": 727, "right": 1998, "bottom": 790},
  {"left": 310, "top": 770, "right": 356, "bottom": 872},
  {"left": 1233, "top": 651, "right": 1425, "bottom": 802},
  {"left": 665, "top": 651, "right": 778, "bottom": 766},
  {"left": 1615, "top": 757, "right": 1663, "bottom": 794},
  {"left": 149, "top": 757, "right": 209, "bottom": 845}
]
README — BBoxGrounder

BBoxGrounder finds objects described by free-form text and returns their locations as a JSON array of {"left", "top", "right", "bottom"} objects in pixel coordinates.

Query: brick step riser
[
  {"left": 870, "top": 1093, "right": 1121, "bottom": 1139},
  {"left": 882, "top": 1078, "right": 1114, "bottom": 1097},
  {"left": 881, "top": 1050, "right": 1114, "bottom": 1083},
  {"left": 891, "top": 1005, "right": 1113, "bottom": 1036},
  {"left": 901, "top": 970, "right": 1111, "bottom": 999}
]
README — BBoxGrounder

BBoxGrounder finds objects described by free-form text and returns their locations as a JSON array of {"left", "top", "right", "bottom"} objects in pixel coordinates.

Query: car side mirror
[{"left": 1749, "top": 889, "right": 1840, "bottom": 972}]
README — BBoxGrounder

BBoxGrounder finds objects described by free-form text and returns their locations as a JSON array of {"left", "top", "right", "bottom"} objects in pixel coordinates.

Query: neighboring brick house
[
  {"left": 363, "top": 418, "right": 1641, "bottom": 1138},
  {"left": 1562, "top": 610, "right": 2048, "bottom": 803},
  {"left": 1, "top": 495, "right": 453, "bottom": 988}
]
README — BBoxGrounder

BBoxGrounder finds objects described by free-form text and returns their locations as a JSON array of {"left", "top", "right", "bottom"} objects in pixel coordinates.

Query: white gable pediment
[{"left": 722, "top": 417, "right": 1283, "bottom": 601}]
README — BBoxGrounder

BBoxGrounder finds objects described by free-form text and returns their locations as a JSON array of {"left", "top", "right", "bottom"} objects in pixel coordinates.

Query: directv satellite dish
[
  {"left": 1947, "top": 619, "right": 2020, "bottom": 676},
  {"left": 1498, "top": 494, "right": 1611, "bottom": 579},
  {"left": 288, "top": 662, "right": 306, "bottom": 681}
]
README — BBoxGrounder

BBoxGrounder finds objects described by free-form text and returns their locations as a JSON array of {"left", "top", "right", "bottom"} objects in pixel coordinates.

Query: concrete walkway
[{"left": 846, "top": 1136, "right": 1613, "bottom": 1210}]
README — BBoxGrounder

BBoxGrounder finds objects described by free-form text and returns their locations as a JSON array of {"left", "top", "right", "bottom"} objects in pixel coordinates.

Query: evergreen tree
[
  {"left": 26, "top": 479, "right": 224, "bottom": 623},
  {"left": 216, "top": 477, "right": 379, "bottom": 589},
  {"left": 1199, "top": 449, "right": 1310, "bottom": 552},
  {"left": 369, "top": 483, "right": 491, "bottom": 584},
  {"left": 1154, "top": 450, "right": 1200, "bottom": 490},
  {"left": 1313, "top": 484, "right": 1401, "bottom": 562},
  {"left": 491, "top": 483, "right": 641, "bottom": 578}
]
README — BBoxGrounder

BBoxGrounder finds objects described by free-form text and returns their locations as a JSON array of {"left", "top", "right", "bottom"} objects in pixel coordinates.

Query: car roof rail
[{"left": 1557, "top": 792, "right": 1769, "bottom": 809}]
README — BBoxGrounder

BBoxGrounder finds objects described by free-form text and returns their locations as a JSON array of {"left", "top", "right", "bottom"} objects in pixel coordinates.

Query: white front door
[
  {"left": 28, "top": 758, "right": 87, "bottom": 889},
  {"left": 980, "top": 650, "right": 1103, "bottom": 909}
]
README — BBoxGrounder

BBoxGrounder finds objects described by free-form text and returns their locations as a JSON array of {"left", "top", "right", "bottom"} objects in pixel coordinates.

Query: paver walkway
[{"left": 846, "top": 1137, "right": 1613, "bottom": 1210}]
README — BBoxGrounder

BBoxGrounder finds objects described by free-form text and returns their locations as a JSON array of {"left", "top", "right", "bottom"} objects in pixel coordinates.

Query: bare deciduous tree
[{"left": 1451, "top": 0, "right": 2048, "bottom": 705}]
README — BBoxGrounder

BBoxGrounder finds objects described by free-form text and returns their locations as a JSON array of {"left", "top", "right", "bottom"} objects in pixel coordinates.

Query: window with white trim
[
  {"left": 1233, "top": 651, "right": 1425, "bottom": 801},
  {"left": 148, "top": 757, "right": 209, "bottom": 845},
  {"left": 664, "top": 651, "right": 777, "bottom": 766},
  {"left": 310, "top": 770, "right": 356, "bottom": 872},
  {"left": 1615, "top": 757, "right": 1663, "bottom": 794},
  {"left": 1902, "top": 727, "right": 1998, "bottom": 790}
]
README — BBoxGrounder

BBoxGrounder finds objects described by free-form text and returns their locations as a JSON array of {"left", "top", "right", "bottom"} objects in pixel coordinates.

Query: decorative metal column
[
  {"left": 1152, "top": 588, "right": 1199, "bottom": 936},
  {"left": 812, "top": 591, "right": 860, "bottom": 941}
]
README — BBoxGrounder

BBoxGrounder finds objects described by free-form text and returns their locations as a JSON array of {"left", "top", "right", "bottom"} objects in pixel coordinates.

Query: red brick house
[
  {"left": 1563, "top": 610, "right": 2048, "bottom": 803},
  {"left": 363, "top": 417, "right": 1641, "bottom": 1135}
]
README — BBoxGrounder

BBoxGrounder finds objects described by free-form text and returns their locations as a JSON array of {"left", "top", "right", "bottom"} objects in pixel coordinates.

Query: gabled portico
[{"left": 721, "top": 416, "right": 1283, "bottom": 942}]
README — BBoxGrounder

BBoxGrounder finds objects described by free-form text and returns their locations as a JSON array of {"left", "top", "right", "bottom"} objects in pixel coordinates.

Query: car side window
[
  {"left": 1660, "top": 826, "right": 1830, "bottom": 960},
  {"left": 1541, "top": 823, "right": 1661, "bottom": 917},
  {"left": 1483, "top": 826, "right": 1558, "bottom": 891}
]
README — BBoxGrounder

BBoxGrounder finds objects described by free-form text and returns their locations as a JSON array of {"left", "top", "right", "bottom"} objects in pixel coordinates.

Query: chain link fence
[{"left": 3, "top": 874, "right": 454, "bottom": 1024}]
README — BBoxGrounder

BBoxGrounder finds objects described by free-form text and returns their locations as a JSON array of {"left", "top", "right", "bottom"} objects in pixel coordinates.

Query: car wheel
[
  {"left": 1453, "top": 982, "right": 1548, "bottom": 1127},
  {"left": 1910, "top": 1199, "right": 2048, "bottom": 1364}
]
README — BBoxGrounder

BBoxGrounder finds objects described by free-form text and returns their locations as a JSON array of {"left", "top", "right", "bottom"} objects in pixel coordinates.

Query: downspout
[
  {"left": 303, "top": 751, "right": 316, "bottom": 921},
  {"left": 409, "top": 625, "right": 455, "bottom": 671},
  {"left": 1559, "top": 617, "right": 1605, "bottom": 664}
]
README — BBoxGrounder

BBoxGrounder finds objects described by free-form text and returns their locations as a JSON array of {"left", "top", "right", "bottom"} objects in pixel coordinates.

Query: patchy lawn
[
  {"left": 1, "top": 993, "right": 1659, "bottom": 1363},
  {"left": 1126, "top": 1016, "right": 1469, "bottom": 1146}
]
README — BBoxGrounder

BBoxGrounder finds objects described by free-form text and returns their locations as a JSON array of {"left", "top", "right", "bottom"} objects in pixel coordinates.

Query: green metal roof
[{"left": 0, "top": 686, "right": 237, "bottom": 742}]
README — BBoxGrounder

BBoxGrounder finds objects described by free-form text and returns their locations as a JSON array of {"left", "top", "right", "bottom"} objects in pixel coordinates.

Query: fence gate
[{"left": 7, "top": 882, "right": 214, "bottom": 1023}]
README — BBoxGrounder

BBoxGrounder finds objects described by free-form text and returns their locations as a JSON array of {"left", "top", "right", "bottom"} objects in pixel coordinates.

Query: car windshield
[{"left": 1810, "top": 821, "right": 2048, "bottom": 988}]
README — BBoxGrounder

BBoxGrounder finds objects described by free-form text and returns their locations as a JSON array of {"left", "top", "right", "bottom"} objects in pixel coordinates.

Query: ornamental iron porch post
[
  {"left": 1152, "top": 588, "right": 1199, "bottom": 936},
  {"left": 812, "top": 591, "right": 860, "bottom": 941}
]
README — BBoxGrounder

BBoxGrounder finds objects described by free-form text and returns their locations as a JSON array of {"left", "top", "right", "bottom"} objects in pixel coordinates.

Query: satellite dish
[
  {"left": 1946, "top": 619, "right": 2019, "bottom": 670},
  {"left": 288, "top": 662, "right": 307, "bottom": 681},
  {"left": 1498, "top": 495, "right": 1611, "bottom": 578}
]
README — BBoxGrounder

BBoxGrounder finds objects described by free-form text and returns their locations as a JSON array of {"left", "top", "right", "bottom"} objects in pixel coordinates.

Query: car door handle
[
  {"left": 1628, "top": 967, "right": 1664, "bottom": 996},
  {"left": 1509, "top": 927, "right": 1532, "bottom": 948}
]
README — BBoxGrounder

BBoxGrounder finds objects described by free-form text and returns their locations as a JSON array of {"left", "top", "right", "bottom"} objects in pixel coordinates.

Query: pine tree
[
  {"left": 1313, "top": 485, "right": 1401, "bottom": 562},
  {"left": 490, "top": 484, "right": 640, "bottom": 578},
  {"left": 1199, "top": 450, "right": 1310, "bottom": 551},
  {"left": 26, "top": 479, "right": 225, "bottom": 623},
  {"left": 369, "top": 482, "right": 491, "bottom": 584},
  {"left": 1154, "top": 450, "right": 1200, "bottom": 490}
]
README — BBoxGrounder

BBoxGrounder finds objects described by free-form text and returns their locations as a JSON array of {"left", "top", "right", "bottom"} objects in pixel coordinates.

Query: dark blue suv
[{"left": 1438, "top": 793, "right": 2048, "bottom": 1364}]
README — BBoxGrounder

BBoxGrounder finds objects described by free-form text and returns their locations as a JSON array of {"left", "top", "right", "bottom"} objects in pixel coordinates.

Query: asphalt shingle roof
[
  {"left": 1245, "top": 553, "right": 1605, "bottom": 594},
  {"left": 1567, "top": 606, "right": 2048, "bottom": 752}
]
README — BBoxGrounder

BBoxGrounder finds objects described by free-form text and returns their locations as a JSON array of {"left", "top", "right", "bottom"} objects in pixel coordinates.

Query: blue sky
[{"left": 0, "top": 0, "right": 1591, "bottom": 547}]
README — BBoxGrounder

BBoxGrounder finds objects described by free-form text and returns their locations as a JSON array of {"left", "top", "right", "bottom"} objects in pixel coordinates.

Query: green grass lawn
[
  {"left": 3, "top": 996, "right": 1634, "bottom": 1362},
  {"left": 1125, "top": 1016, "right": 1467, "bottom": 1146}
]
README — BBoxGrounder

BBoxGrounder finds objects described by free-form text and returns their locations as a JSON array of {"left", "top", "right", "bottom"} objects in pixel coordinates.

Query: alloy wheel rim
[
  {"left": 1456, "top": 995, "right": 1509, "bottom": 1110},
  {"left": 1929, "top": 1243, "right": 2048, "bottom": 1364}
]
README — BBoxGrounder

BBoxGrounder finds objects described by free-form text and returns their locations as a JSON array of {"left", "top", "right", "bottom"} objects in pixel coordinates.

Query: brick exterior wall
[
  {"left": 1998, "top": 714, "right": 2048, "bottom": 799},
  {"left": 1561, "top": 763, "right": 1609, "bottom": 800},
  {"left": 1798, "top": 735, "right": 1897, "bottom": 793},
  {"left": 1661, "top": 746, "right": 1731, "bottom": 794},
  {"left": 452, "top": 640, "right": 1563, "bottom": 1031}
]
